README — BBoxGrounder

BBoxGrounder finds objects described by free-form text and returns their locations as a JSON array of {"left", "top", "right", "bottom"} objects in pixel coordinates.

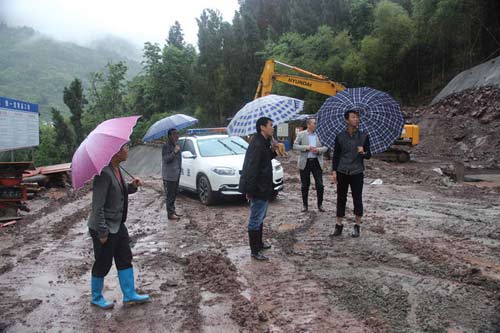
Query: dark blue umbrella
[
  {"left": 316, "top": 87, "right": 404, "bottom": 154},
  {"left": 143, "top": 114, "right": 198, "bottom": 142}
]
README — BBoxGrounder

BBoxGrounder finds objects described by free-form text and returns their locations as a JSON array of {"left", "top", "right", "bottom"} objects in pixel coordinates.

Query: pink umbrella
[{"left": 71, "top": 116, "right": 141, "bottom": 190}]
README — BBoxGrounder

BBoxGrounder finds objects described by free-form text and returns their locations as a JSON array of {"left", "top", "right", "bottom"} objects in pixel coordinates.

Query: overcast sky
[{"left": 0, "top": 0, "right": 240, "bottom": 47}]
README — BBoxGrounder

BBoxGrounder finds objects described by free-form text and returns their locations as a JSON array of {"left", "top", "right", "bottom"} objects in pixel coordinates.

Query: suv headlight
[
  {"left": 274, "top": 163, "right": 282, "bottom": 172},
  {"left": 211, "top": 167, "right": 236, "bottom": 175}
]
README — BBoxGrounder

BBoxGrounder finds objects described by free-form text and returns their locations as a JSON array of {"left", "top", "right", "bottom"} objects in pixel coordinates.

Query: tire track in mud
[
  {"left": 183, "top": 250, "right": 265, "bottom": 331},
  {"left": 192, "top": 199, "right": 376, "bottom": 331},
  {"left": 387, "top": 236, "right": 500, "bottom": 292},
  {"left": 0, "top": 296, "right": 43, "bottom": 331},
  {"left": 280, "top": 191, "right": 500, "bottom": 331},
  {"left": 0, "top": 189, "right": 92, "bottom": 282},
  {"left": 273, "top": 210, "right": 318, "bottom": 255},
  {"left": 0, "top": 189, "right": 95, "bottom": 332},
  {"left": 50, "top": 206, "right": 91, "bottom": 240},
  {"left": 176, "top": 202, "right": 269, "bottom": 331},
  {"left": 240, "top": 172, "right": 500, "bottom": 331}
]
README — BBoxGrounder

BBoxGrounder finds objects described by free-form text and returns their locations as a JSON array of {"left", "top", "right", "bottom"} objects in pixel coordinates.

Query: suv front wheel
[{"left": 197, "top": 174, "right": 215, "bottom": 205}]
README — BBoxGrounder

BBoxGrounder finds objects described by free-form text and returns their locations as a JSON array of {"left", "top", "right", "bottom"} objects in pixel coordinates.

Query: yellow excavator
[{"left": 255, "top": 59, "right": 419, "bottom": 162}]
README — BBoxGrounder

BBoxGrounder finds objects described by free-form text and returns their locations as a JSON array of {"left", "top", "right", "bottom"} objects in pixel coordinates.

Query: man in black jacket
[
  {"left": 239, "top": 117, "right": 277, "bottom": 261},
  {"left": 331, "top": 110, "right": 371, "bottom": 238},
  {"left": 162, "top": 128, "right": 182, "bottom": 220}
]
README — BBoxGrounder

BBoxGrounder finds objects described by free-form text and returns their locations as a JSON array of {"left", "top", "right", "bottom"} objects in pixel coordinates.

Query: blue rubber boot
[
  {"left": 90, "top": 276, "right": 114, "bottom": 309},
  {"left": 117, "top": 268, "right": 150, "bottom": 305}
]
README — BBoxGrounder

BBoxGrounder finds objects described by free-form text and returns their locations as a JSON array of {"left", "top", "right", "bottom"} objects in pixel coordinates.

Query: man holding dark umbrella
[
  {"left": 331, "top": 110, "right": 371, "bottom": 238},
  {"left": 316, "top": 87, "right": 404, "bottom": 238},
  {"left": 162, "top": 128, "right": 182, "bottom": 220}
]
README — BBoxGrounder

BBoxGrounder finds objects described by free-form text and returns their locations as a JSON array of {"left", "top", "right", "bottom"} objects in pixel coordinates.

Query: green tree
[
  {"left": 34, "top": 125, "right": 59, "bottom": 166},
  {"left": 63, "top": 78, "right": 87, "bottom": 145},
  {"left": 167, "top": 21, "right": 185, "bottom": 48},
  {"left": 348, "top": 0, "right": 376, "bottom": 41},
  {"left": 85, "top": 62, "right": 129, "bottom": 132},
  {"left": 359, "top": 0, "right": 413, "bottom": 94},
  {"left": 196, "top": 9, "right": 233, "bottom": 124},
  {"left": 161, "top": 44, "right": 196, "bottom": 111},
  {"left": 135, "top": 22, "right": 196, "bottom": 120},
  {"left": 50, "top": 107, "right": 75, "bottom": 162}
]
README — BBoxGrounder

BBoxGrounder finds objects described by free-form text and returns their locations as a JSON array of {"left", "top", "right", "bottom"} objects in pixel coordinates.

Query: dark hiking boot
[
  {"left": 318, "top": 206, "right": 326, "bottom": 212},
  {"left": 331, "top": 224, "right": 343, "bottom": 237},
  {"left": 251, "top": 251, "right": 269, "bottom": 261},
  {"left": 351, "top": 224, "right": 360, "bottom": 238},
  {"left": 249, "top": 230, "right": 269, "bottom": 261},
  {"left": 301, "top": 205, "right": 308, "bottom": 212}
]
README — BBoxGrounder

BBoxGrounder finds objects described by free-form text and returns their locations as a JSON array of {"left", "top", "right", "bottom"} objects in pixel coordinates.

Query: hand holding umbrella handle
[
  {"left": 120, "top": 166, "right": 144, "bottom": 190},
  {"left": 131, "top": 178, "right": 144, "bottom": 187},
  {"left": 332, "top": 171, "right": 337, "bottom": 185},
  {"left": 271, "top": 137, "right": 279, "bottom": 151}
]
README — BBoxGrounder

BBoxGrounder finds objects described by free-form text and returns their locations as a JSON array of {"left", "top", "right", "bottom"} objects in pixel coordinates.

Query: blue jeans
[{"left": 248, "top": 198, "right": 269, "bottom": 231}]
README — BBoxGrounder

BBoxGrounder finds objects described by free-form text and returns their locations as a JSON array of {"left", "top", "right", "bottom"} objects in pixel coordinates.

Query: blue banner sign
[{"left": 0, "top": 96, "right": 40, "bottom": 152}]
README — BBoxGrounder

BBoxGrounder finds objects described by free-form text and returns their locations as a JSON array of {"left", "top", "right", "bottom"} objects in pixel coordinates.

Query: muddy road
[{"left": 1, "top": 153, "right": 499, "bottom": 332}]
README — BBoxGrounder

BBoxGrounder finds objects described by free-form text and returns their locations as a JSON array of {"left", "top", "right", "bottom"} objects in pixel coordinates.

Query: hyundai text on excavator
[{"left": 254, "top": 59, "right": 419, "bottom": 162}]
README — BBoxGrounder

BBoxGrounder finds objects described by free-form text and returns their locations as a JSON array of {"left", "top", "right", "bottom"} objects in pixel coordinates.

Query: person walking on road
[
  {"left": 87, "top": 143, "right": 150, "bottom": 309},
  {"left": 331, "top": 110, "right": 371, "bottom": 238},
  {"left": 239, "top": 117, "right": 277, "bottom": 261},
  {"left": 162, "top": 128, "right": 182, "bottom": 220},
  {"left": 293, "top": 118, "right": 328, "bottom": 212}
]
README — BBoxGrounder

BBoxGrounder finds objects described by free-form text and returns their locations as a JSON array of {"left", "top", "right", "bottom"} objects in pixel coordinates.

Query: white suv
[{"left": 178, "top": 133, "right": 284, "bottom": 205}]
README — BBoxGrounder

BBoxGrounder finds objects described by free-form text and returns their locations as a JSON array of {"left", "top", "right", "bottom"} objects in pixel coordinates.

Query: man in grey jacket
[
  {"left": 331, "top": 110, "right": 371, "bottom": 238},
  {"left": 293, "top": 118, "right": 328, "bottom": 212},
  {"left": 162, "top": 128, "right": 182, "bottom": 220},
  {"left": 87, "top": 143, "right": 150, "bottom": 309}
]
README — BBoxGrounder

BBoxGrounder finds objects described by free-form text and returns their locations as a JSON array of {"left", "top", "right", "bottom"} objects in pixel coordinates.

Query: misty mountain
[
  {"left": 0, "top": 23, "right": 142, "bottom": 121},
  {"left": 88, "top": 35, "right": 142, "bottom": 62}
]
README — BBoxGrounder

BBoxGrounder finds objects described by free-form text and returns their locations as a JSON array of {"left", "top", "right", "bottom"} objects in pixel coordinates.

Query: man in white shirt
[{"left": 293, "top": 118, "right": 328, "bottom": 212}]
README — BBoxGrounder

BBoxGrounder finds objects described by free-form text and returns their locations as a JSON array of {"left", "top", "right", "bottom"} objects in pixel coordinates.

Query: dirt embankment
[{"left": 408, "top": 86, "right": 500, "bottom": 169}]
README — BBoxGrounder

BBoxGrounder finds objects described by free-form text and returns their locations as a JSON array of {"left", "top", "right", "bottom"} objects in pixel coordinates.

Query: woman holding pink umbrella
[{"left": 72, "top": 116, "right": 150, "bottom": 309}]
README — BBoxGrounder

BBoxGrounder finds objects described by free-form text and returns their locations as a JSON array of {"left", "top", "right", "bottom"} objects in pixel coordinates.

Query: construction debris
[
  {"left": 0, "top": 162, "right": 33, "bottom": 221},
  {"left": 409, "top": 86, "right": 500, "bottom": 168}
]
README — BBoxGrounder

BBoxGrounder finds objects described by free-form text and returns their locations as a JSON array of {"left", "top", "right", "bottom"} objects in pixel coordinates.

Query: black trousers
[
  {"left": 163, "top": 180, "right": 179, "bottom": 216},
  {"left": 300, "top": 158, "right": 324, "bottom": 207},
  {"left": 89, "top": 224, "right": 132, "bottom": 278},
  {"left": 336, "top": 172, "right": 364, "bottom": 217}
]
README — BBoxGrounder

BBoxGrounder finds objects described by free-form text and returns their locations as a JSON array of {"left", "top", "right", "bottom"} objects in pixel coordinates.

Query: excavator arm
[{"left": 255, "top": 59, "right": 345, "bottom": 99}]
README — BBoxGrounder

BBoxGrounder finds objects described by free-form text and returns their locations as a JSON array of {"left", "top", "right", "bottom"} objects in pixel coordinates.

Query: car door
[
  {"left": 180, "top": 139, "right": 197, "bottom": 190},
  {"left": 178, "top": 139, "right": 187, "bottom": 188}
]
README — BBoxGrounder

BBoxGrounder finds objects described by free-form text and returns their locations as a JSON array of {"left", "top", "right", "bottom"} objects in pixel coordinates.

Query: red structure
[{"left": 0, "top": 162, "right": 33, "bottom": 222}]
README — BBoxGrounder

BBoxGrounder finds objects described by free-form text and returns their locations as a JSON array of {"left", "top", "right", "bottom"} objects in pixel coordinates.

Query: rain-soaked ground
[{"left": 1, "top": 152, "right": 500, "bottom": 332}]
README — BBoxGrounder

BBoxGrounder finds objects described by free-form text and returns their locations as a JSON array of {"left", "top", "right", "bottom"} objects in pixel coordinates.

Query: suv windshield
[{"left": 197, "top": 136, "right": 248, "bottom": 157}]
